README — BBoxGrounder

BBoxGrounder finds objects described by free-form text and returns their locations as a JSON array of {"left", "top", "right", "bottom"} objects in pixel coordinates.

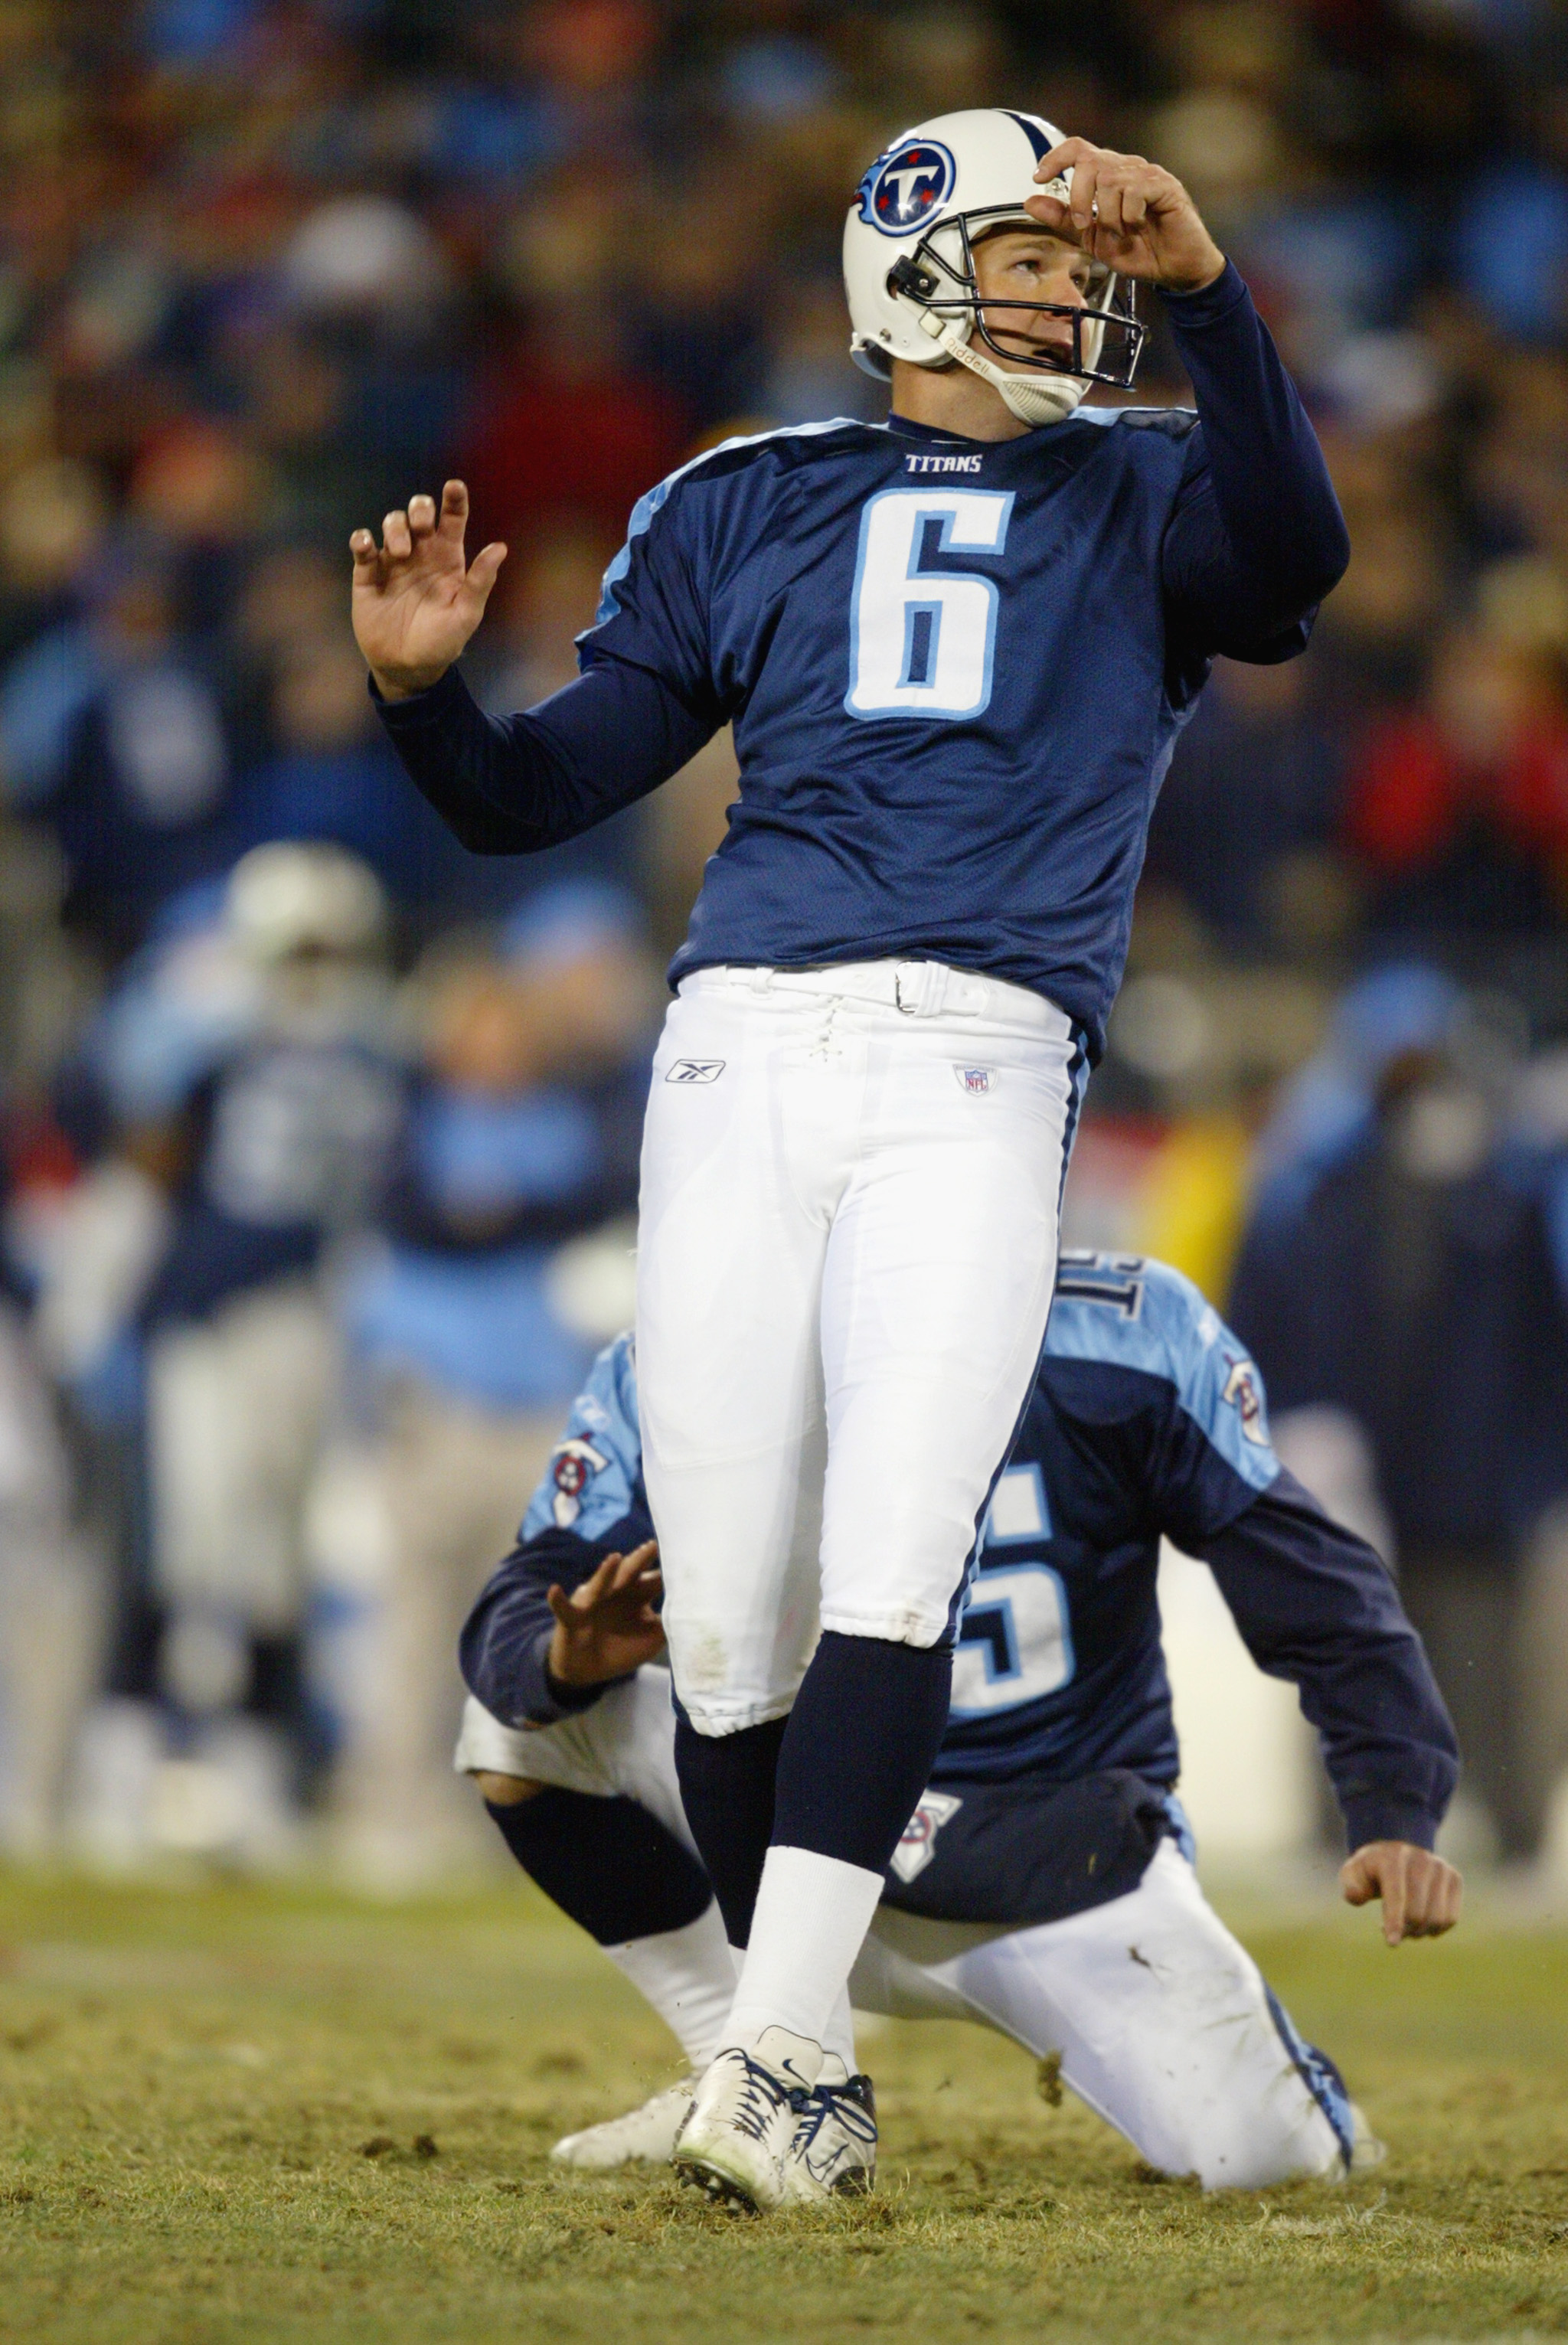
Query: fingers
[
  {"left": 1037, "top": 136, "right": 1094, "bottom": 185},
  {"left": 353, "top": 495, "right": 453, "bottom": 570},
  {"left": 572, "top": 1551, "right": 622, "bottom": 1612},
  {"left": 466, "top": 541, "right": 508, "bottom": 600},
  {"left": 1064, "top": 152, "right": 1102, "bottom": 238},
  {"left": 438, "top": 478, "right": 469, "bottom": 541},
  {"left": 349, "top": 527, "right": 383, "bottom": 582},
  {"left": 1342, "top": 1842, "right": 1464, "bottom": 1944},
  {"left": 1379, "top": 1847, "right": 1410, "bottom": 1945},
  {"left": 608, "top": 1540, "right": 659, "bottom": 1593},
  {"left": 1032, "top": 141, "right": 1169, "bottom": 266},
  {"left": 1023, "top": 188, "right": 1076, "bottom": 240},
  {"left": 548, "top": 1556, "right": 617, "bottom": 1632},
  {"left": 1403, "top": 1852, "right": 1463, "bottom": 1939},
  {"left": 1339, "top": 1849, "right": 1376, "bottom": 1907}
]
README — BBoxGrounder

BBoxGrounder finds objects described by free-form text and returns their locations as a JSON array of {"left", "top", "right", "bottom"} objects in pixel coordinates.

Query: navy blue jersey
[
  {"left": 459, "top": 1254, "right": 1456, "bottom": 1853},
  {"left": 379, "top": 266, "right": 1347, "bottom": 1060}
]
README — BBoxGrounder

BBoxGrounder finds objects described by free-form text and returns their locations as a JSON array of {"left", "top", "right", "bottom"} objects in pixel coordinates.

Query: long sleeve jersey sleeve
[
  {"left": 1160, "top": 261, "right": 1350, "bottom": 653},
  {"left": 372, "top": 656, "right": 714, "bottom": 857},
  {"left": 1194, "top": 1467, "right": 1459, "bottom": 1852}
]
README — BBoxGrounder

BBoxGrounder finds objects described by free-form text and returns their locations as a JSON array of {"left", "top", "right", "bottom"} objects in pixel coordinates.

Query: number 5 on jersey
[{"left": 846, "top": 487, "right": 1014, "bottom": 720}]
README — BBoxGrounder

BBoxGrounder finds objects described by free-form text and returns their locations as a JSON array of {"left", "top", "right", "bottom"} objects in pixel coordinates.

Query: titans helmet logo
[{"left": 858, "top": 139, "right": 957, "bottom": 237}]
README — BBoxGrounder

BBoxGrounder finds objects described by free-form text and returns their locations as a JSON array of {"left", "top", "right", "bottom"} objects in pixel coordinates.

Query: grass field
[{"left": 1, "top": 1865, "right": 1566, "bottom": 2344}]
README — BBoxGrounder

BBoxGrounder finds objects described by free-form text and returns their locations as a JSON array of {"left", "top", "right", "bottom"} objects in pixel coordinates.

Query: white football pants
[
  {"left": 850, "top": 1844, "right": 1346, "bottom": 2190},
  {"left": 456, "top": 1689, "right": 1345, "bottom": 2192},
  {"left": 636, "top": 962, "right": 1080, "bottom": 1733}
]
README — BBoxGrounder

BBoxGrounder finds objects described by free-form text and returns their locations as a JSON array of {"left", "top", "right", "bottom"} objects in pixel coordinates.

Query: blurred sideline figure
[
  {"left": 454, "top": 1257, "right": 1458, "bottom": 2196},
  {"left": 57, "top": 845, "right": 401, "bottom": 1864},
  {"left": 325, "top": 881, "right": 652, "bottom": 1880},
  {"left": 0, "top": 1289, "right": 100, "bottom": 1855},
  {"left": 1232, "top": 967, "right": 1568, "bottom": 1862}
]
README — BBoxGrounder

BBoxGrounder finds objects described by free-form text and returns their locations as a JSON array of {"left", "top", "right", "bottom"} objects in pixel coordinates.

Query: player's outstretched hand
[
  {"left": 349, "top": 478, "right": 506, "bottom": 701},
  {"left": 1026, "top": 140, "right": 1225, "bottom": 296},
  {"left": 1341, "top": 1840, "right": 1463, "bottom": 1945},
  {"left": 547, "top": 1540, "right": 665, "bottom": 1688}
]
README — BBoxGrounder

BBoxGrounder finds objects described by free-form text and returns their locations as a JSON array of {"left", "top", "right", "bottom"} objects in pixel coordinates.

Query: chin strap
[{"left": 919, "top": 310, "right": 1086, "bottom": 429}]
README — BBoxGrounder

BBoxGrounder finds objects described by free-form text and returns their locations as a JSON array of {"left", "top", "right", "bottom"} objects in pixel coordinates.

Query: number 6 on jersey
[{"left": 846, "top": 487, "right": 1014, "bottom": 720}]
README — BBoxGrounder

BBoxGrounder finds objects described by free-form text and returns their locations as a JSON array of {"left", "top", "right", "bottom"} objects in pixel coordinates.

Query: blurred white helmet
[
  {"left": 225, "top": 843, "right": 387, "bottom": 967},
  {"left": 843, "top": 108, "right": 1145, "bottom": 429}
]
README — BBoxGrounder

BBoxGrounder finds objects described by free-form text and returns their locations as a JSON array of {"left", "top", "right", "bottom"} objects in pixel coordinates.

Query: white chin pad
[
  {"left": 928, "top": 316, "right": 1086, "bottom": 426},
  {"left": 995, "top": 371, "right": 1087, "bottom": 426}
]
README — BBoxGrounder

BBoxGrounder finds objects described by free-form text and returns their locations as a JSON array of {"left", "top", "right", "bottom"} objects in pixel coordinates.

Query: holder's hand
[
  {"left": 1027, "top": 139, "right": 1225, "bottom": 296},
  {"left": 547, "top": 1541, "right": 665, "bottom": 1687},
  {"left": 350, "top": 478, "right": 506, "bottom": 701},
  {"left": 1341, "top": 1840, "right": 1463, "bottom": 1945}
]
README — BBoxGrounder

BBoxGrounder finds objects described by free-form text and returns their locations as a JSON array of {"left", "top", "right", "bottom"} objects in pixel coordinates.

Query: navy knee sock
[
  {"left": 672, "top": 1635, "right": 952, "bottom": 1942},
  {"left": 774, "top": 1631, "right": 952, "bottom": 1873},
  {"left": 485, "top": 1788, "right": 711, "bottom": 1946},
  {"left": 672, "top": 1712, "right": 786, "bottom": 1947}
]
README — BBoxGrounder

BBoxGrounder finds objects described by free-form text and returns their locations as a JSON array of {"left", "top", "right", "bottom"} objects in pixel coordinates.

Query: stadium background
[
  {"left": 0, "top": 0, "right": 1564, "bottom": 1899},
  {"left": 4, "top": 8, "right": 1568, "bottom": 2340}
]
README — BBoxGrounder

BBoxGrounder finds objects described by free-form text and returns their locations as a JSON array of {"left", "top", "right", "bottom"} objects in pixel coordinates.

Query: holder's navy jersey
[
  {"left": 460, "top": 1254, "right": 1456, "bottom": 1853},
  {"left": 378, "top": 265, "right": 1347, "bottom": 1060}
]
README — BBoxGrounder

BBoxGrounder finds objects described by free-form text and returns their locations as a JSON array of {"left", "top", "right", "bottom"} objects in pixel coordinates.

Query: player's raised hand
[
  {"left": 1026, "top": 140, "right": 1225, "bottom": 296},
  {"left": 1341, "top": 1840, "right": 1463, "bottom": 1945},
  {"left": 349, "top": 479, "right": 506, "bottom": 701},
  {"left": 547, "top": 1540, "right": 665, "bottom": 1687}
]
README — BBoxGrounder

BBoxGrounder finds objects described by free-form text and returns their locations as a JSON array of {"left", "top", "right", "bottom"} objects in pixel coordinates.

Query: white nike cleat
[
  {"left": 671, "top": 2026, "right": 822, "bottom": 2213},
  {"left": 781, "top": 2055, "right": 877, "bottom": 2200},
  {"left": 550, "top": 2082, "right": 694, "bottom": 2170}
]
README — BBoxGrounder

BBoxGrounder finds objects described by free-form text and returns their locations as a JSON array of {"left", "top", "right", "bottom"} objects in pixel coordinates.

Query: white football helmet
[
  {"left": 843, "top": 108, "right": 1145, "bottom": 428},
  {"left": 225, "top": 842, "right": 387, "bottom": 967}
]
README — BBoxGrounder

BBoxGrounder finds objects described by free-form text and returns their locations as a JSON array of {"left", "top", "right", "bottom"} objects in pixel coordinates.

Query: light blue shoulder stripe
[
  {"left": 587, "top": 419, "right": 867, "bottom": 629},
  {"left": 521, "top": 1329, "right": 644, "bottom": 1540},
  {"left": 1072, "top": 403, "right": 1198, "bottom": 429},
  {"left": 1045, "top": 1253, "right": 1279, "bottom": 1494}
]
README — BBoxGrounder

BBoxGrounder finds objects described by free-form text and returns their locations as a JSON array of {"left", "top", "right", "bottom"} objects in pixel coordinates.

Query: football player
[
  {"left": 456, "top": 1254, "right": 1459, "bottom": 2200},
  {"left": 351, "top": 110, "right": 1349, "bottom": 2206}
]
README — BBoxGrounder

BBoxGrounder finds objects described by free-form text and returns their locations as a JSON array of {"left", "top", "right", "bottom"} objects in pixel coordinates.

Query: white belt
[{"left": 684, "top": 959, "right": 1070, "bottom": 1034}]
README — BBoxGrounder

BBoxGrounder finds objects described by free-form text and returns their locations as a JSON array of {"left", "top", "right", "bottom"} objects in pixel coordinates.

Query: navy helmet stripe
[{"left": 1003, "top": 110, "right": 1051, "bottom": 163}]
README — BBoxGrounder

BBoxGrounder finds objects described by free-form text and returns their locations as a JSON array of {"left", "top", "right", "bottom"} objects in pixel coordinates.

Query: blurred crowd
[{"left": 0, "top": 0, "right": 1566, "bottom": 1877}]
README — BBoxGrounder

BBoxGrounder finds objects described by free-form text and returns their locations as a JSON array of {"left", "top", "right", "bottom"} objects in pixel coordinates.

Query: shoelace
[
  {"left": 727, "top": 2052, "right": 810, "bottom": 2145},
  {"left": 795, "top": 2077, "right": 879, "bottom": 2158}
]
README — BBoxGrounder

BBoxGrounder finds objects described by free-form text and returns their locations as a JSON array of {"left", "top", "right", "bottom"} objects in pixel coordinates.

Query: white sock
[
  {"left": 727, "top": 1939, "right": 857, "bottom": 2073},
  {"left": 724, "top": 1844, "right": 884, "bottom": 2054},
  {"left": 821, "top": 1984, "right": 858, "bottom": 2075},
  {"left": 603, "top": 1899, "right": 737, "bottom": 2072}
]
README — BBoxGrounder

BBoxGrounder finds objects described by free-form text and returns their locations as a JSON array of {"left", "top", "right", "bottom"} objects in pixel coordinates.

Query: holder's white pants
[
  {"left": 636, "top": 962, "right": 1079, "bottom": 1733},
  {"left": 850, "top": 1845, "right": 1345, "bottom": 2190},
  {"left": 456, "top": 1688, "right": 1346, "bottom": 2191}
]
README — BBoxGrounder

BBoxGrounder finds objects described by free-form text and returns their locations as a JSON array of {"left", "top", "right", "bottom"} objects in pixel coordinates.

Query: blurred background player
[
  {"left": 326, "top": 880, "right": 654, "bottom": 1878},
  {"left": 351, "top": 107, "right": 1346, "bottom": 2206},
  {"left": 56, "top": 844, "right": 403, "bottom": 1863},
  {"left": 452, "top": 1252, "right": 1459, "bottom": 2195}
]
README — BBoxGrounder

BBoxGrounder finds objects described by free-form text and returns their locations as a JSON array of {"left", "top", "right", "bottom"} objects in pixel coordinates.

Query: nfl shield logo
[
  {"left": 890, "top": 1791, "right": 963, "bottom": 1883},
  {"left": 956, "top": 1065, "right": 995, "bottom": 1095}
]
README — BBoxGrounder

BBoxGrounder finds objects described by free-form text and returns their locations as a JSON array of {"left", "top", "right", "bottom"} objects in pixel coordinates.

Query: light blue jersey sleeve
[{"left": 520, "top": 1331, "right": 644, "bottom": 1541}]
